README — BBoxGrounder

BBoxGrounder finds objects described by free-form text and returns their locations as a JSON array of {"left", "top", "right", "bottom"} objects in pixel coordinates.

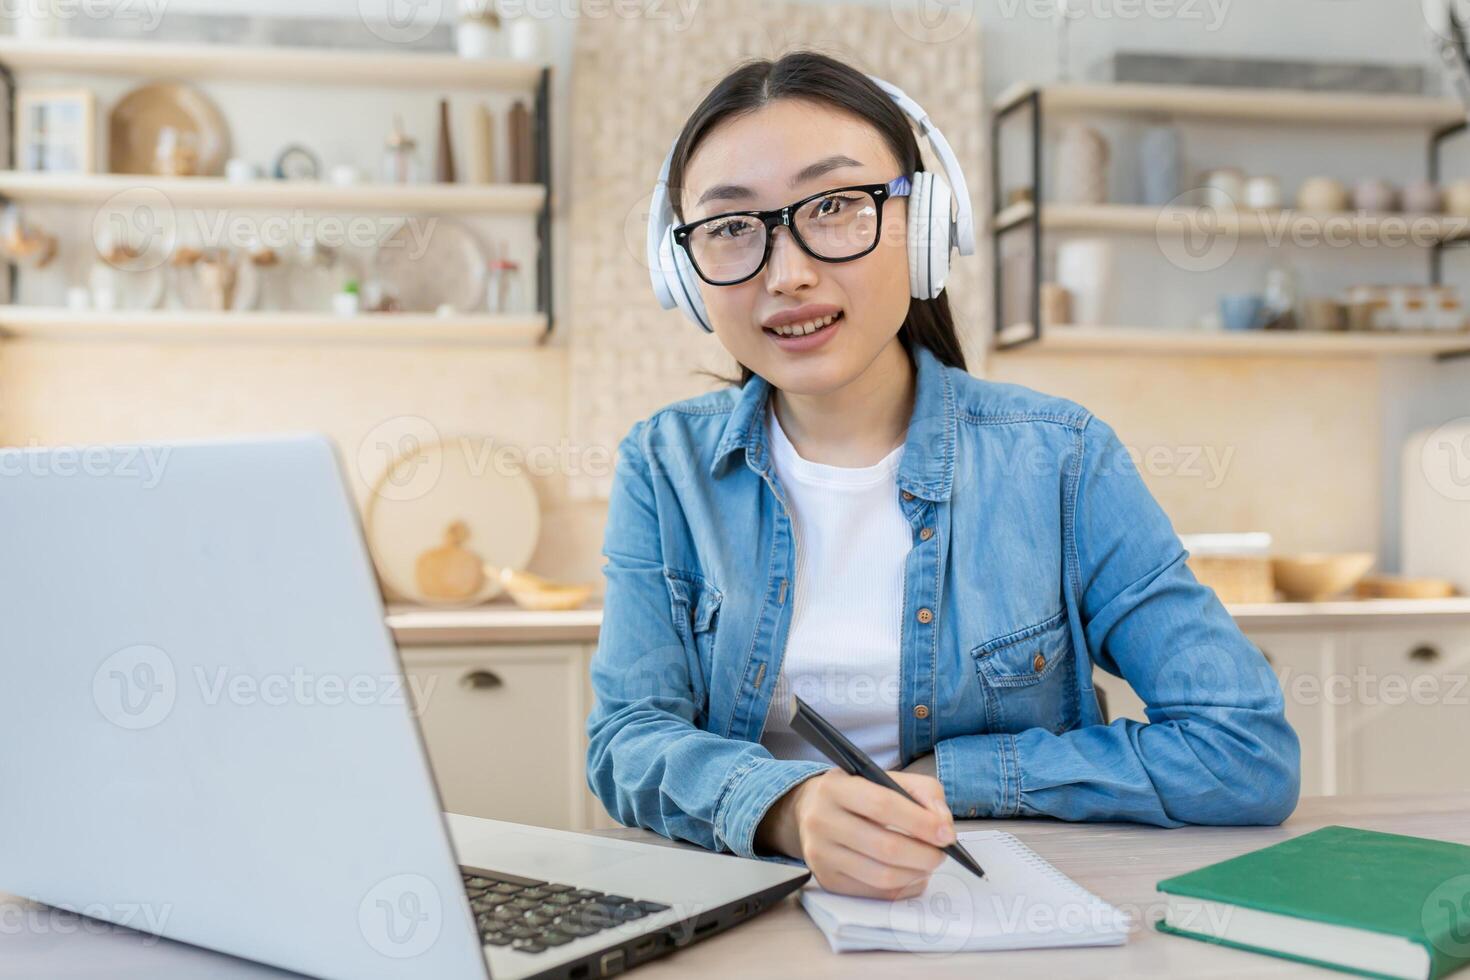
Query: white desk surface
[{"left": 4, "top": 793, "right": 1466, "bottom": 979}]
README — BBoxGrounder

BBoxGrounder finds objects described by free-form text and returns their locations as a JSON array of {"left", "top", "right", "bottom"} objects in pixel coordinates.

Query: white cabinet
[
  {"left": 1337, "top": 629, "right": 1470, "bottom": 796},
  {"left": 1095, "top": 622, "right": 1470, "bottom": 799},
  {"left": 401, "top": 643, "right": 609, "bottom": 831},
  {"left": 1091, "top": 670, "right": 1147, "bottom": 723},
  {"left": 1245, "top": 632, "right": 1339, "bottom": 798}
]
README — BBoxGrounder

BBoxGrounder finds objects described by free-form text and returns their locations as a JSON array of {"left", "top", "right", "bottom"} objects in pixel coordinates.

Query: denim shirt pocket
[
  {"left": 664, "top": 570, "right": 721, "bottom": 716},
  {"left": 970, "top": 609, "right": 1078, "bottom": 735}
]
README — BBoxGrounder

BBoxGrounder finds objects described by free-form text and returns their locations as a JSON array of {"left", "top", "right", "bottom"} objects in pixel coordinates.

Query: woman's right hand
[{"left": 756, "top": 769, "right": 956, "bottom": 899}]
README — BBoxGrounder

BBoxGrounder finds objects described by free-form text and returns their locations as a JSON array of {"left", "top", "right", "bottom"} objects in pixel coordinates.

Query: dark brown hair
[{"left": 666, "top": 50, "right": 968, "bottom": 384}]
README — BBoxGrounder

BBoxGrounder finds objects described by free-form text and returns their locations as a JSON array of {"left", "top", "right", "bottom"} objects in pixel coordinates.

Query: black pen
[{"left": 785, "top": 694, "right": 987, "bottom": 881}]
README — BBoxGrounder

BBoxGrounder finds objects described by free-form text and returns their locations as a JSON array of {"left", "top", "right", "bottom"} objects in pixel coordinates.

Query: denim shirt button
[
  {"left": 919, "top": 527, "right": 934, "bottom": 541},
  {"left": 901, "top": 490, "right": 915, "bottom": 501},
  {"left": 913, "top": 704, "right": 929, "bottom": 719},
  {"left": 916, "top": 607, "right": 933, "bottom": 624}
]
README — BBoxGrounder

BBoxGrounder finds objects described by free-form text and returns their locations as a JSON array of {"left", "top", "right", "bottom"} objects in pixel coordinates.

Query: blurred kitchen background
[{"left": 2, "top": 0, "right": 1468, "bottom": 828}]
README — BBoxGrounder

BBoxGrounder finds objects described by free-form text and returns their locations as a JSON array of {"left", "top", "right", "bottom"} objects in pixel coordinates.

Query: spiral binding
[{"left": 991, "top": 832, "right": 1115, "bottom": 908}]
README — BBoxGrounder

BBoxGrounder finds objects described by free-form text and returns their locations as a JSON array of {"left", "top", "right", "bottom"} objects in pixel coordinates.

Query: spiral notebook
[{"left": 800, "top": 830, "right": 1131, "bottom": 954}]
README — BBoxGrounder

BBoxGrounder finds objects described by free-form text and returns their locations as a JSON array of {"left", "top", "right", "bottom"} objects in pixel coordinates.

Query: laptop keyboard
[{"left": 462, "top": 869, "right": 671, "bottom": 955}]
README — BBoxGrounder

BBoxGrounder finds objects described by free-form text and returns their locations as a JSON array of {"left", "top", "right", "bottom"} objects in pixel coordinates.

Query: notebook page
[{"left": 800, "top": 830, "right": 1131, "bottom": 953}]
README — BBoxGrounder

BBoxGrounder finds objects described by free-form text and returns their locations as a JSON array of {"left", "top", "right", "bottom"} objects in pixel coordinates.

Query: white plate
[
  {"left": 363, "top": 436, "right": 541, "bottom": 606},
  {"left": 373, "top": 217, "right": 485, "bottom": 313}
]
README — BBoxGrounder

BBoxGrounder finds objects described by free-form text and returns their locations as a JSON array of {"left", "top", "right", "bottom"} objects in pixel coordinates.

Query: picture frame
[{"left": 17, "top": 88, "right": 96, "bottom": 173}]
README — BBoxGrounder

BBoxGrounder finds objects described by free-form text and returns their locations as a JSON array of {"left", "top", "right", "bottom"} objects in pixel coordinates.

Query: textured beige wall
[{"left": 986, "top": 352, "right": 1382, "bottom": 556}]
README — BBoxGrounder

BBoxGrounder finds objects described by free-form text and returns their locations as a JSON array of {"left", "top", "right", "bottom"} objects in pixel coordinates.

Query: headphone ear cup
[
  {"left": 906, "top": 171, "right": 954, "bottom": 300},
  {"left": 659, "top": 226, "right": 712, "bottom": 332},
  {"left": 905, "top": 170, "right": 932, "bottom": 300}
]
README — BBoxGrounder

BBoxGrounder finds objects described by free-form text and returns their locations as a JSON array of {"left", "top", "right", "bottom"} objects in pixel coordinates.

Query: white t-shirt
[{"left": 758, "top": 401, "right": 912, "bottom": 770}]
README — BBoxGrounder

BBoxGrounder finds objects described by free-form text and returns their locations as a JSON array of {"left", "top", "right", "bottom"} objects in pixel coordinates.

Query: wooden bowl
[
  {"left": 504, "top": 583, "right": 594, "bottom": 611},
  {"left": 1271, "top": 553, "right": 1375, "bottom": 602},
  {"left": 498, "top": 568, "right": 594, "bottom": 611},
  {"left": 1354, "top": 575, "right": 1458, "bottom": 600}
]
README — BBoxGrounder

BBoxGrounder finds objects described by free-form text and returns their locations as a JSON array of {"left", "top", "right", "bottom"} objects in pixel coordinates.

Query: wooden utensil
[
  {"left": 508, "top": 99, "right": 533, "bottom": 183},
  {"left": 434, "top": 98, "right": 455, "bottom": 183},
  {"left": 415, "top": 520, "right": 487, "bottom": 601}
]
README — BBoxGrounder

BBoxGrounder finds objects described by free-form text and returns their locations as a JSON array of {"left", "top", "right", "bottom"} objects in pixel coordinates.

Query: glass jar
[{"left": 381, "top": 116, "right": 422, "bottom": 185}]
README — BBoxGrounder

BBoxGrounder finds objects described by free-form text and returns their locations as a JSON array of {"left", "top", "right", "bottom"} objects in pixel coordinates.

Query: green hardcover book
[{"left": 1156, "top": 826, "right": 1470, "bottom": 980}]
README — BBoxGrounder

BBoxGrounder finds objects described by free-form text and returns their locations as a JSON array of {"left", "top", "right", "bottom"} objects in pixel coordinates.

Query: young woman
[{"left": 586, "top": 51, "right": 1299, "bottom": 902}]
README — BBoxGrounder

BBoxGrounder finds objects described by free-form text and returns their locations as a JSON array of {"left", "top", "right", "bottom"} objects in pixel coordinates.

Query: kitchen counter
[
  {"left": 386, "top": 597, "right": 1470, "bottom": 645},
  {"left": 387, "top": 603, "right": 603, "bottom": 645},
  {"left": 1227, "top": 596, "right": 1470, "bottom": 629}
]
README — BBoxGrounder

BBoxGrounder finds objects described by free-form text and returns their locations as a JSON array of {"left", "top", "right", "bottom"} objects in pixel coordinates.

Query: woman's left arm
[{"left": 934, "top": 416, "right": 1301, "bottom": 827}]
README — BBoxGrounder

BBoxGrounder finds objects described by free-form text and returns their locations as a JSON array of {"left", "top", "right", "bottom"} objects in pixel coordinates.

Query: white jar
[
  {"left": 456, "top": 19, "right": 501, "bottom": 59},
  {"left": 15, "top": 0, "right": 60, "bottom": 40},
  {"left": 1202, "top": 168, "right": 1246, "bottom": 210},
  {"left": 332, "top": 290, "right": 360, "bottom": 317},
  {"left": 508, "top": 17, "right": 542, "bottom": 61},
  {"left": 1054, "top": 125, "right": 1109, "bottom": 205},
  {"left": 1244, "top": 176, "right": 1283, "bottom": 210},
  {"left": 1054, "top": 239, "right": 1115, "bottom": 326}
]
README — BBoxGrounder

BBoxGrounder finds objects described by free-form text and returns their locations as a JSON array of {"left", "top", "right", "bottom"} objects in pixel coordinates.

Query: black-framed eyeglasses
[{"left": 672, "top": 176, "right": 911, "bottom": 287}]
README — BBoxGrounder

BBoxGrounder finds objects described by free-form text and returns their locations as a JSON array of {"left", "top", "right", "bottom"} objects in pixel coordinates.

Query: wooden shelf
[
  {"left": 0, "top": 37, "right": 546, "bottom": 89},
  {"left": 994, "top": 324, "right": 1470, "bottom": 358},
  {"left": 994, "top": 201, "right": 1036, "bottom": 232},
  {"left": 0, "top": 308, "right": 548, "bottom": 344},
  {"left": 994, "top": 202, "right": 1470, "bottom": 244},
  {"left": 0, "top": 171, "right": 545, "bottom": 213},
  {"left": 994, "top": 81, "right": 1465, "bottom": 127}
]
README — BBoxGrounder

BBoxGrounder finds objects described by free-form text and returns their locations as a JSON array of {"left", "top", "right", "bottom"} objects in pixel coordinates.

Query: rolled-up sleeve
[
  {"left": 937, "top": 416, "right": 1301, "bottom": 827},
  {"left": 585, "top": 422, "right": 828, "bottom": 859}
]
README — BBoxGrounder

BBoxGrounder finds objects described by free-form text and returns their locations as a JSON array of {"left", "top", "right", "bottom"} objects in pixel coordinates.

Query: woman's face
[{"left": 678, "top": 98, "right": 912, "bottom": 396}]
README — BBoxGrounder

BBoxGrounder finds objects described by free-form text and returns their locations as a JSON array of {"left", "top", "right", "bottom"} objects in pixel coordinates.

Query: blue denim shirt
[{"left": 586, "top": 343, "right": 1300, "bottom": 861}]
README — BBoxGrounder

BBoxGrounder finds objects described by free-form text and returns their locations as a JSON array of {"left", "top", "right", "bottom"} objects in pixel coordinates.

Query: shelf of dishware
[
  {"left": 993, "top": 82, "right": 1466, "bottom": 127},
  {"left": 0, "top": 171, "right": 545, "bottom": 213},
  {"left": 0, "top": 307, "right": 549, "bottom": 345},
  {"left": 0, "top": 37, "right": 547, "bottom": 89},
  {"left": 992, "top": 323, "right": 1470, "bottom": 358},
  {"left": 993, "top": 201, "right": 1470, "bottom": 243}
]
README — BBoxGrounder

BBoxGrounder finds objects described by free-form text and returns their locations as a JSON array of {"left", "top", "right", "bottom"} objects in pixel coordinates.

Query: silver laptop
[{"left": 0, "top": 433, "right": 808, "bottom": 980}]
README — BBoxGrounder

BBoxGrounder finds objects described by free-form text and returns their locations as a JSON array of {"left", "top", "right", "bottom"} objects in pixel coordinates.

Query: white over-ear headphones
[{"left": 646, "top": 74, "right": 976, "bottom": 333}]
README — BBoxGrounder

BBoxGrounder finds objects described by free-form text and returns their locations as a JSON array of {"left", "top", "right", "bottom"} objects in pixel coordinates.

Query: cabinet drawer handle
[
  {"left": 460, "top": 669, "right": 504, "bottom": 690},
  {"left": 1408, "top": 645, "right": 1441, "bottom": 664}
]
